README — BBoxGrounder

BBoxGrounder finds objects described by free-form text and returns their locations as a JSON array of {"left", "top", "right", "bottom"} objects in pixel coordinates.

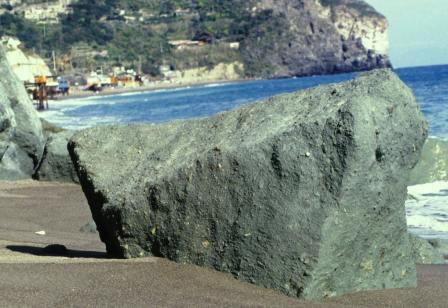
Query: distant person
[
  {"left": 135, "top": 74, "right": 143, "bottom": 86},
  {"left": 37, "top": 85, "right": 48, "bottom": 110},
  {"left": 87, "top": 84, "right": 102, "bottom": 93},
  {"left": 58, "top": 78, "right": 70, "bottom": 96}
]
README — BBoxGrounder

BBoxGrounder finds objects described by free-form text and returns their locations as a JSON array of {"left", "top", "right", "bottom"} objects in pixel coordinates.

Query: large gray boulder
[
  {"left": 409, "top": 138, "right": 448, "bottom": 185},
  {"left": 34, "top": 130, "right": 78, "bottom": 183},
  {"left": 0, "top": 45, "right": 45, "bottom": 179},
  {"left": 69, "top": 69, "right": 427, "bottom": 300}
]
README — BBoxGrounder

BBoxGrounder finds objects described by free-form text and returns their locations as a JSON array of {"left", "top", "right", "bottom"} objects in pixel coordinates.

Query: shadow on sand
[{"left": 6, "top": 244, "right": 109, "bottom": 259}]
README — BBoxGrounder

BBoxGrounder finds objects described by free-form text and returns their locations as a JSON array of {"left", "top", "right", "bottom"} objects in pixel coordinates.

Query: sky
[{"left": 364, "top": 0, "right": 448, "bottom": 68}]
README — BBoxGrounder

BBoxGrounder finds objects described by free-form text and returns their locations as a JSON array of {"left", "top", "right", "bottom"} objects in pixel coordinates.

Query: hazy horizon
[{"left": 364, "top": 0, "right": 448, "bottom": 68}]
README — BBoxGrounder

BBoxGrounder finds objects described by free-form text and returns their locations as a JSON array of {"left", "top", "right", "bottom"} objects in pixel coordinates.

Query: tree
[{"left": 0, "top": 13, "right": 40, "bottom": 49}]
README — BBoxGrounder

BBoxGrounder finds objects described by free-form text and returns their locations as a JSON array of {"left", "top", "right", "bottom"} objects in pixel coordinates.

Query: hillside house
[
  {"left": 19, "top": 0, "right": 73, "bottom": 24},
  {"left": 0, "top": 0, "right": 22, "bottom": 7},
  {"left": 168, "top": 40, "right": 201, "bottom": 51}
]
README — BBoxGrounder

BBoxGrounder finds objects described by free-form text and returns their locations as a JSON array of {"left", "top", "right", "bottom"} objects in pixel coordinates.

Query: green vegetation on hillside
[
  {"left": 1, "top": 0, "right": 291, "bottom": 77},
  {"left": 0, "top": 12, "right": 40, "bottom": 48},
  {"left": 1, "top": 0, "right": 325, "bottom": 77}
]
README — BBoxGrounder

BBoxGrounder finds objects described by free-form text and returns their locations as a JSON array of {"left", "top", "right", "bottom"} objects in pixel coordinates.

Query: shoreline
[{"left": 51, "top": 78, "right": 256, "bottom": 102}]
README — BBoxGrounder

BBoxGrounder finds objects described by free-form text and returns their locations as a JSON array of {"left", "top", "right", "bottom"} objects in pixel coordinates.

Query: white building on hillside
[{"left": 19, "top": 0, "right": 73, "bottom": 24}]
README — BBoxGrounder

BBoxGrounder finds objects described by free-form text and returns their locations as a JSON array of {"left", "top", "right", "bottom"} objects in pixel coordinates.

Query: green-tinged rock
[
  {"left": 409, "top": 233, "right": 445, "bottom": 264},
  {"left": 69, "top": 69, "right": 426, "bottom": 300},
  {"left": 409, "top": 138, "right": 448, "bottom": 185},
  {"left": 34, "top": 130, "right": 78, "bottom": 183},
  {"left": 430, "top": 239, "right": 448, "bottom": 260}
]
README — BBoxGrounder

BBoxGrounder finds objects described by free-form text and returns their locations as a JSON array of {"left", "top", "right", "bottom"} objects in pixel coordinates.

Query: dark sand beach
[{"left": 1, "top": 180, "right": 447, "bottom": 307}]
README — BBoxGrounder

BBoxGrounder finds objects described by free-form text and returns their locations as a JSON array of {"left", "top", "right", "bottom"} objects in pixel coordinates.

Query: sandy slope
[{"left": 0, "top": 180, "right": 447, "bottom": 307}]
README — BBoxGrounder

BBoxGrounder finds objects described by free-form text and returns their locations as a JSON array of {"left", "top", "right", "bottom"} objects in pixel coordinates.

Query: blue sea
[{"left": 40, "top": 64, "right": 448, "bottom": 240}]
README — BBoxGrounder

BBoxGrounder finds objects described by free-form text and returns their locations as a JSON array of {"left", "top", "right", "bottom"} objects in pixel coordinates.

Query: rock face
[
  {"left": 243, "top": 0, "right": 391, "bottom": 77},
  {"left": 0, "top": 45, "right": 45, "bottom": 180},
  {"left": 1, "top": 36, "right": 52, "bottom": 83},
  {"left": 34, "top": 130, "right": 78, "bottom": 183},
  {"left": 69, "top": 69, "right": 426, "bottom": 300},
  {"left": 3, "top": 1, "right": 389, "bottom": 80},
  {"left": 163, "top": 62, "right": 244, "bottom": 84},
  {"left": 409, "top": 138, "right": 448, "bottom": 185}
]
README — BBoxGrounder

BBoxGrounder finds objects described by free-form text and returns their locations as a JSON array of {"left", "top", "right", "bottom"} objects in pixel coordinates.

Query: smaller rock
[
  {"left": 43, "top": 244, "right": 68, "bottom": 256},
  {"left": 35, "top": 230, "right": 46, "bottom": 236},
  {"left": 409, "top": 233, "right": 445, "bottom": 264},
  {"left": 34, "top": 130, "right": 78, "bottom": 183},
  {"left": 79, "top": 221, "right": 97, "bottom": 233},
  {"left": 427, "top": 239, "right": 441, "bottom": 248},
  {"left": 429, "top": 239, "right": 448, "bottom": 261}
]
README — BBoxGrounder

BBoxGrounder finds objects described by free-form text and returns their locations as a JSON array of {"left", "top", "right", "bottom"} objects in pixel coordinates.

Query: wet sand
[{"left": 1, "top": 180, "right": 447, "bottom": 307}]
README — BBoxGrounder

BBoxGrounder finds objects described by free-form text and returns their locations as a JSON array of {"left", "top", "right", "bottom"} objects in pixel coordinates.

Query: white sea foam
[
  {"left": 38, "top": 100, "right": 122, "bottom": 129},
  {"left": 153, "top": 86, "right": 192, "bottom": 93},
  {"left": 406, "top": 181, "right": 448, "bottom": 239},
  {"left": 116, "top": 91, "right": 151, "bottom": 97},
  {"left": 203, "top": 83, "right": 233, "bottom": 88},
  {"left": 47, "top": 97, "right": 115, "bottom": 109},
  {"left": 82, "top": 95, "right": 107, "bottom": 100}
]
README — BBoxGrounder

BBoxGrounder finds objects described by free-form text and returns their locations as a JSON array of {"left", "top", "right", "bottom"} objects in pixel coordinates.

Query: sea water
[{"left": 40, "top": 64, "right": 448, "bottom": 240}]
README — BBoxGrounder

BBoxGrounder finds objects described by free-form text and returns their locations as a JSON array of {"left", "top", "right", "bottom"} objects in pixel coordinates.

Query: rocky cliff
[
  {"left": 1, "top": 36, "right": 52, "bottom": 83},
  {"left": 0, "top": 0, "right": 390, "bottom": 79},
  {"left": 242, "top": 0, "right": 391, "bottom": 77}
]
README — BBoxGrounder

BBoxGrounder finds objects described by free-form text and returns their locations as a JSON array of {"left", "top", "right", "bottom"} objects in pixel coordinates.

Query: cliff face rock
[
  {"left": 1, "top": 36, "right": 52, "bottom": 83},
  {"left": 0, "top": 44, "right": 45, "bottom": 180},
  {"left": 243, "top": 0, "right": 390, "bottom": 77},
  {"left": 0, "top": 0, "right": 389, "bottom": 80},
  {"left": 163, "top": 62, "right": 244, "bottom": 84},
  {"left": 329, "top": 0, "right": 389, "bottom": 56},
  {"left": 69, "top": 70, "right": 426, "bottom": 300}
]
